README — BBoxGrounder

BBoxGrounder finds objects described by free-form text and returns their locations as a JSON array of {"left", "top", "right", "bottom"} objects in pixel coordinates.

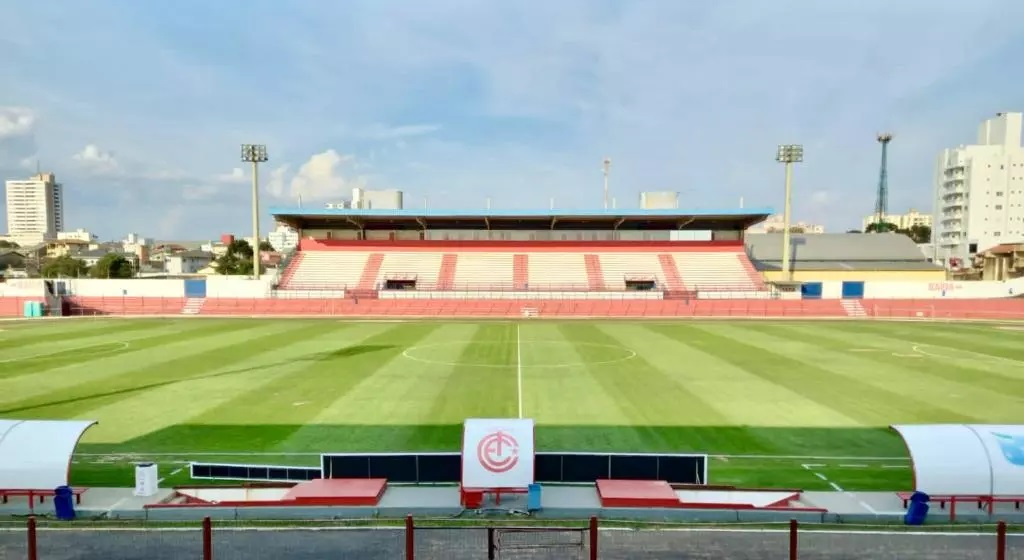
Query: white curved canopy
[
  {"left": 0, "top": 419, "right": 98, "bottom": 489},
  {"left": 891, "top": 424, "right": 1024, "bottom": 496}
]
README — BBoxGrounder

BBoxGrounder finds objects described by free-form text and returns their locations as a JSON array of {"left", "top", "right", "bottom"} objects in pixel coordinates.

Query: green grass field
[{"left": 2, "top": 317, "right": 1023, "bottom": 491}]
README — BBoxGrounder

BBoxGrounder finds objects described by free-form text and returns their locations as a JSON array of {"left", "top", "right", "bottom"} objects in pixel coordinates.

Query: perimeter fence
[{"left": 0, "top": 516, "right": 1019, "bottom": 559}]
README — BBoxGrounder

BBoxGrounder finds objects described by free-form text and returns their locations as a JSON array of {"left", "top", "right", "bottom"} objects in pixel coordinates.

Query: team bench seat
[
  {"left": 897, "top": 492, "right": 1024, "bottom": 510},
  {"left": 0, "top": 488, "right": 87, "bottom": 505}
]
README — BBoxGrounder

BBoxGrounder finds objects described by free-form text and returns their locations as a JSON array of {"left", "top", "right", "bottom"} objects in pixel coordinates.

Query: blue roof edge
[{"left": 269, "top": 207, "right": 774, "bottom": 218}]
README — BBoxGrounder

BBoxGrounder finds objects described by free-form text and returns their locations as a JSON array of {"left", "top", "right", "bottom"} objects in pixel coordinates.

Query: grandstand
[{"left": 271, "top": 208, "right": 771, "bottom": 298}]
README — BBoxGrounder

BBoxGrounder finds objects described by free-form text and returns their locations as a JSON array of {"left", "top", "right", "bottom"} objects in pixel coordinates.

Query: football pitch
[{"left": 2, "top": 317, "right": 1023, "bottom": 491}]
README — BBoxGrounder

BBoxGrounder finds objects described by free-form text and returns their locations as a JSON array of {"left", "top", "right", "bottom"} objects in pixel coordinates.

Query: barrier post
[
  {"left": 950, "top": 496, "right": 957, "bottom": 523},
  {"left": 996, "top": 521, "right": 1006, "bottom": 560},
  {"left": 487, "top": 526, "right": 496, "bottom": 560},
  {"left": 202, "top": 516, "right": 212, "bottom": 560},
  {"left": 589, "top": 516, "right": 598, "bottom": 560},
  {"left": 27, "top": 516, "right": 37, "bottom": 560},
  {"left": 405, "top": 515, "right": 414, "bottom": 560},
  {"left": 789, "top": 519, "right": 798, "bottom": 560}
]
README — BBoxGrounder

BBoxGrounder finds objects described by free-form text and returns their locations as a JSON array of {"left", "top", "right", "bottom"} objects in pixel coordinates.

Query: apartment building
[
  {"left": 4, "top": 172, "right": 64, "bottom": 245},
  {"left": 933, "top": 112, "right": 1024, "bottom": 268}
]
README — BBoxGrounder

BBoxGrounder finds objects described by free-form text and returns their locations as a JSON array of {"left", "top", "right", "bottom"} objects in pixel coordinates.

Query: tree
[
  {"left": 846, "top": 229, "right": 862, "bottom": 234},
  {"left": 41, "top": 255, "right": 88, "bottom": 278},
  {"left": 259, "top": 241, "right": 274, "bottom": 252},
  {"left": 864, "top": 221, "right": 899, "bottom": 233},
  {"left": 90, "top": 253, "right": 134, "bottom": 278},
  {"left": 905, "top": 224, "right": 931, "bottom": 244},
  {"left": 215, "top": 240, "right": 257, "bottom": 275},
  {"left": 0, "top": 240, "right": 18, "bottom": 249}
]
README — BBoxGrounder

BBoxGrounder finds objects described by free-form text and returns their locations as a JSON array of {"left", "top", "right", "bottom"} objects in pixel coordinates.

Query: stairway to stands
[
  {"left": 437, "top": 254, "right": 458, "bottom": 290},
  {"left": 513, "top": 254, "right": 529, "bottom": 289},
  {"left": 277, "top": 253, "right": 305, "bottom": 289},
  {"left": 583, "top": 254, "right": 605, "bottom": 290},
  {"left": 356, "top": 253, "right": 385, "bottom": 290},
  {"left": 657, "top": 254, "right": 685, "bottom": 291},
  {"left": 181, "top": 298, "right": 205, "bottom": 315},
  {"left": 841, "top": 299, "right": 867, "bottom": 317}
]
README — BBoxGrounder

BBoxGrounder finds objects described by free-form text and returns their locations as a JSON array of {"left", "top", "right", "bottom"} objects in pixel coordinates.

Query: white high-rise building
[
  {"left": 4, "top": 172, "right": 64, "bottom": 245},
  {"left": 933, "top": 112, "right": 1024, "bottom": 268}
]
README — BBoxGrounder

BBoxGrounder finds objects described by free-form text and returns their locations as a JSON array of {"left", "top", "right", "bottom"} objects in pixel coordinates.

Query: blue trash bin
[
  {"left": 904, "top": 491, "right": 929, "bottom": 526},
  {"left": 527, "top": 483, "right": 542, "bottom": 511},
  {"left": 53, "top": 485, "right": 76, "bottom": 521}
]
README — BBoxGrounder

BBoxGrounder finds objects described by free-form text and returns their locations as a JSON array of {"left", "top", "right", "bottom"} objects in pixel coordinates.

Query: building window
[{"left": 996, "top": 205, "right": 1004, "bottom": 210}]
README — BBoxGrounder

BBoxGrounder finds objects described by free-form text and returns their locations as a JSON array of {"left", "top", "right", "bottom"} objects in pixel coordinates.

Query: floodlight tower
[
  {"left": 874, "top": 133, "right": 893, "bottom": 233},
  {"left": 241, "top": 144, "right": 268, "bottom": 279},
  {"left": 602, "top": 157, "right": 612, "bottom": 210},
  {"left": 775, "top": 144, "right": 804, "bottom": 281}
]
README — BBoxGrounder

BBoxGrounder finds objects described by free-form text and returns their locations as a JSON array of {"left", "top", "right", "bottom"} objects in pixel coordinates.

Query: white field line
[
  {"left": 157, "top": 466, "right": 185, "bottom": 484},
  {"left": 516, "top": 323, "right": 523, "bottom": 419},
  {"left": 803, "top": 463, "right": 877, "bottom": 514}
]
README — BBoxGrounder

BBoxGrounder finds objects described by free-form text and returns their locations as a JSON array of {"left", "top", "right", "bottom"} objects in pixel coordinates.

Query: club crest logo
[{"left": 992, "top": 432, "right": 1024, "bottom": 466}]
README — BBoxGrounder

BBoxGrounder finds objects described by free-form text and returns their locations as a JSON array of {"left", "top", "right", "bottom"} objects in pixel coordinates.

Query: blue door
[
  {"left": 184, "top": 279, "right": 207, "bottom": 298},
  {"left": 841, "top": 281, "right": 865, "bottom": 299},
  {"left": 800, "top": 282, "right": 822, "bottom": 299}
]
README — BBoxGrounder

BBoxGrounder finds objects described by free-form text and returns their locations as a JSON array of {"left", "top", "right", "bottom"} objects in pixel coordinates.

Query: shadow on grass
[
  {"left": 0, "top": 344, "right": 396, "bottom": 415},
  {"left": 78, "top": 424, "right": 909, "bottom": 458}
]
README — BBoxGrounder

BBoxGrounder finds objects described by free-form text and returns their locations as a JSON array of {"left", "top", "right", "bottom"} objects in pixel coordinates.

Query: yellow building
[{"left": 861, "top": 209, "right": 932, "bottom": 232}]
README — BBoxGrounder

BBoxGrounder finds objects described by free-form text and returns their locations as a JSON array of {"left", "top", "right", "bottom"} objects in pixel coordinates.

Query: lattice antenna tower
[{"left": 874, "top": 133, "right": 893, "bottom": 232}]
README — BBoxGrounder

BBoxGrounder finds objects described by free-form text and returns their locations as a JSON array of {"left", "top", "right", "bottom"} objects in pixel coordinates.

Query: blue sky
[{"left": 1, "top": 0, "right": 1023, "bottom": 240}]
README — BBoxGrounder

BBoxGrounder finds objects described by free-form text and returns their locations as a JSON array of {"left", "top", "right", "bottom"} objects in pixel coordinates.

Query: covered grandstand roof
[
  {"left": 270, "top": 207, "right": 774, "bottom": 231},
  {"left": 746, "top": 233, "right": 942, "bottom": 271}
]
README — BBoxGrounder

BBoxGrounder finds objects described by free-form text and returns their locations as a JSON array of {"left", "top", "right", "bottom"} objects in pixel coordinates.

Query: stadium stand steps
[
  {"left": 437, "top": 254, "right": 458, "bottom": 290},
  {"left": 584, "top": 254, "right": 606, "bottom": 290},
  {"left": 840, "top": 299, "right": 867, "bottom": 317},
  {"left": 657, "top": 254, "right": 685, "bottom": 291},
  {"left": 276, "top": 252, "right": 304, "bottom": 289},
  {"left": 181, "top": 298, "right": 205, "bottom": 315},
  {"left": 675, "top": 251, "right": 760, "bottom": 291},
  {"left": 357, "top": 253, "right": 385, "bottom": 290},
  {"left": 736, "top": 253, "right": 767, "bottom": 290},
  {"left": 513, "top": 254, "right": 528, "bottom": 289}
]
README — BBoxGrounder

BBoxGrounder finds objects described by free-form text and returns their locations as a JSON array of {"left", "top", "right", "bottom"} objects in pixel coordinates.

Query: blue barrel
[
  {"left": 904, "top": 491, "right": 929, "bottom": 525},
  {"left": 53, "top": 485, "right": 76, "bottom": 521},
  {"left": 527, "top": 483, "right": 542, "bottom": 511}
]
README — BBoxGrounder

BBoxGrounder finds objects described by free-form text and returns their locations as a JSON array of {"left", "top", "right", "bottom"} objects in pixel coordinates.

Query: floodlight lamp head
[
  {"left": 241, "top": 144, "right": 269, "bottom": 163},
  {"left": 775, "top": 144, "right": 804, "bottom": 163}
]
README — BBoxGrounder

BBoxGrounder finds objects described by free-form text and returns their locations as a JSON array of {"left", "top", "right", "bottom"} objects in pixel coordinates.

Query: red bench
[
  {"left": 0, "top": 488, "right": 87, "bottom": 512},
  {"left": 897, "top": 492, "right": 1024, "bottom": 512}
]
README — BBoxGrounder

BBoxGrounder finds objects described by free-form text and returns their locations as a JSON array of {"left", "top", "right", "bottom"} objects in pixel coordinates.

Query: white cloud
[
  {"left": 72, "top": 143, "right": 120, "bottom": 175},
  {"left": 0, "top": 107, "right": 35, "bottom": 139},
  {"left": 267, "top": 149, "right": 364, "bottom": 201},
  {"left": 215, "top": 167, "right": 247, "bottom": 184}
]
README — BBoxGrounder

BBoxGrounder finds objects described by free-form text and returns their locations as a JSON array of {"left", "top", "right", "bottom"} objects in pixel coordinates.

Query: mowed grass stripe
[
  {"left": 745, "top": 323, "right": 1024, "bottom": 404},
  {"left": 424, "top": 323, "right": 518, "bottom": 421},
  {"left": 189, "top": 322, "right": 434, "bottom": 428},
  {"left": 0, "top": 319, "right": 170, "bottom": 350},
  {"left": 541, "top": 323, "right": 730, "bottom": 451},
  {"left": 624, "top": 324, "right": 860, "bottom": 428},
  {"left": 0, "top": 321, "right": 306, "bottom": 416},
  {"left": 708, "top": 323, "right": 1005, "bottom": 420},
  {"left": 841, "top": 321, "right": 1024, "bottom": 362},
  {"left": 277, "top": 323, "right": 470, "bottom": 451},
  {"left": 0, "top": 320, "right": 267, "bottom": 403},
  {"left": 519, "top": 323, "right": 630, "bottom": 427},
  {"left": 667, "top": 323, "right": 974, "bottom": 426},
  {"left": 77, "top": 322, "right": 389, "bottom": 444},
  {"left": 0, "top": 321, "right": 234, "bottom": 378}
]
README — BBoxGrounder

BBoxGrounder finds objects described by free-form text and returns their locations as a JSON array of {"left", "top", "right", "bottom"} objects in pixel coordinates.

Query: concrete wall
[
  {"left": 0, "top": 279, "right": 44, "bottom": 297},
  {"left": 763, "top": 269, "right": 945, "bottom": 282},
  {"left": 60, "top": 277, "right": 272, "bottom": 298},
  {"left": 862, "top": 278, "right": 1024, "bottom": 299},
  {"left": 379, "top": 290, "right": 664, "bottom": 300}
]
